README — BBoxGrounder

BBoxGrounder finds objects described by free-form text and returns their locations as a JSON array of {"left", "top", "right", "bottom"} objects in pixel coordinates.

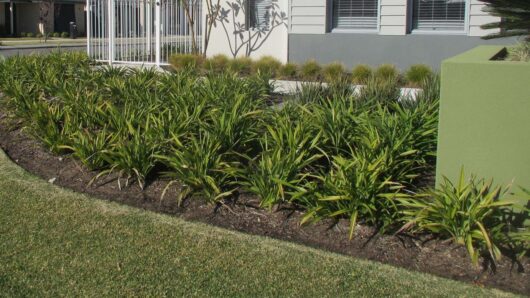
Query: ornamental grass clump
[
  {"left": 351, "top": 64, "right": 373, "bottom": 84},
  {"left": 405, "top": 64, "right": 433, "bottom": 87},
  {"left": 300, "top": 59, "right": 322, "bottom": 81},
  {"left": 204, "top": 54, "right": 231, "bottom": 73},
  {"left": 169, "top": 54, "right": 204, "bottom": 72},
  {"left": 415, "top": 73, "right": 441, "bottom": 103},
  {"left": 228, "top": 57, "right": 253, "bottom": 75},
  {"left": 280, "top": 63, "right": 299, "bottom": 79},
  {"left": 252, "top": 56, "right": 282, "bottom": 77},
  {"left": 322, "top": 62, "right": 346, "bottom": 82},
  {"left": 374, "top": 64, "right": 399, "bottom": 81},
  {"left": 398, "top": 169, "right": 518, "bottom": 265},
  {"left": 359, "top": 76, "right": 401, "bottom": 103}
]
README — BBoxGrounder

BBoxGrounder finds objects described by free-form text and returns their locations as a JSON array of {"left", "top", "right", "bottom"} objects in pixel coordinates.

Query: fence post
[
  {"left": 155, "top": 0, "right": 161, "bottom": 66},
  {"left": 86, "top": 0, "right": 90, "bottom": 57},
  {"left": 108, "top": 0, "right": 114, "bottom": 64}
]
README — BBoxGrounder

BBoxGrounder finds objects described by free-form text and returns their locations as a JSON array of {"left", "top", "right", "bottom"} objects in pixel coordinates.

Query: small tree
[
  {"left": 480, "top": 0, "right": 530, "bottom": 40},
  {"left": 204, "top": 0, "right": 222, "bottom": 56},
  {"left": 179, "top": 0, "right": 222, "bottom": 56}
]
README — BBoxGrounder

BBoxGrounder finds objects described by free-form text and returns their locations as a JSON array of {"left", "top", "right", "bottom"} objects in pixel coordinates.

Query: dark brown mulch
[{"left": 0, "top": 109, "right": 528, "bottom": 296}]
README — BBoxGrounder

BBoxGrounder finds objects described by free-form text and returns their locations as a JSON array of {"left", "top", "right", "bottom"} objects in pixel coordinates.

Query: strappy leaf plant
[
  {"left": 295, "top": 154, "right": 406, "bottom": 239},
  {"left": 158, "top": 132, "right": 237, "bottom": 204},
  {"left": 242, "top": 113, "right": 323, "bottom": 208},
  {"left": 398, "top": 169, "right": 517, "bottom": 265}
]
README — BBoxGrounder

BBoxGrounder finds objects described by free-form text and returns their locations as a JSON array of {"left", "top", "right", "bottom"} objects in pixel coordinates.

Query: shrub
[
  {"left": 322, "top": 62, "right": 346, "bottom": 82},
  {"left": 351, "top": 64, "right": 372, "bottom": 84},
  {"left": 398, "top": 169, "right": 516, "bottom": 265},
  {"left": 300, "top": 59, "right": 322, "bottom": 81},
  {"left": 252, "top": 56, "right": 282, "bottom": 77},
  {"left": 405, "top": 64, "right": 433, "bottom": 87},
  {"left": 52, "top": 32, "right": 61, "bottom": 38},
  {"left": 26, "top": 32, "right": 35, "bottom": 38},
  {"left": 508, "top": 41, "right": 530, "bottom": 62},
  {"left": 20, "top": 32, "right": 26, "bottom": 37},
  {"left": 204, "top": 54, "right": 230, "bottom": 73},
  {"left": 280, "top": 63, "right": 298, "bottom": 79},
  {"left": 374, "top": 64, "right": 399, "bottom": 81},
  {"left": 61, "top": 32, "right": 69, "bottom": 38},
  {"left": 228, "top": 56, "right": 253, "bottom": 75},
  {"left": 36, "top": 33, "right": 44, "bottom": 38},
  {"left": 169, "top": 54, "right": 204, "bottom": 71}
]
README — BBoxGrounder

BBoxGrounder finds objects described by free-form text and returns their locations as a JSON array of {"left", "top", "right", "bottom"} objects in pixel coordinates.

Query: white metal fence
[{"left": 87, "top": 0, "right": 202, "bottom": 65}]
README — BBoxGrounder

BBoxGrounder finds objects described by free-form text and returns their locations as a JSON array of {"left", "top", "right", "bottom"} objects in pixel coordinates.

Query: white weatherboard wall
[
  {"left": 468, "top": 0, "right": 498, "bottom": 36},
  {"left": 205, "top": 0, "right": 289, "bottom": 62},
  {"left": 290, "top": 0, "right": 327, "bottom": 34},
  {"left": 289, "top": 0, "right": 499, "bottom": 37},
  {"left": 379, "top": 0, "right": 407, "bottom": 35}
]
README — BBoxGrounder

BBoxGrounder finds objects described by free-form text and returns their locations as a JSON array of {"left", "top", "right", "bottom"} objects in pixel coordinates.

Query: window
[
  {"left": 412, "top": 0, "right": 466, "bottom": 32},
  {"left": 332, "top": 0, "right": 379, "bottom": 31},
  {"left": 248, "top": 0, "right": 272, "bottom": 30}
]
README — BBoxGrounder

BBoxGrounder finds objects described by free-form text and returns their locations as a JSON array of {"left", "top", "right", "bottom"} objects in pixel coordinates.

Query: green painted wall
[{"left": 437, "top": 46, "right": 530, "bottom": 209}]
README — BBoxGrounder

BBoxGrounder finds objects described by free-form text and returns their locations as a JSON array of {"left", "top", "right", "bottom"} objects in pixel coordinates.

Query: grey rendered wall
[{"left": 288, "top": 34, "right": 517, "bottom": 70}]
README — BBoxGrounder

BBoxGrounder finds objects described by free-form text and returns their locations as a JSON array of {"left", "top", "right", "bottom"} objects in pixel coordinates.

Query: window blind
[
  {"left": 332, "top": 0, "right": 379, "bottom": 30},
  {"left": 248, "top": 0, "right": 272, "bottom": 30},
  {"left": 412, "top": 0, "right": 466, "bottom": 31}
]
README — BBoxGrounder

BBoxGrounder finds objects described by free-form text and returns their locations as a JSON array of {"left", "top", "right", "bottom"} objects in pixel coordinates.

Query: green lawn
[{"left": 0, "top": 149, "right": 517, "bottom": 297}]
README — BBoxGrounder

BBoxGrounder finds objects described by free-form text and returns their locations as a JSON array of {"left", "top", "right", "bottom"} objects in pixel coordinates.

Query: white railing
[{"left": 87, "top": 0, "right": 202, "bottom": 65}]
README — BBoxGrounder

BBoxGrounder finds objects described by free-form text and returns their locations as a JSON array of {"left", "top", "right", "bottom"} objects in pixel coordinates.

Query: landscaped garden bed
[{"left": 0, "top": 52, "right": 528, "bottom": 295}]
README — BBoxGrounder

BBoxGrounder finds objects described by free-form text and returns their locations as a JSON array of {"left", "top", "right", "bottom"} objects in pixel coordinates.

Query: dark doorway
[{"left": 54, "top": 3, "right": 75, "bottom": 33}]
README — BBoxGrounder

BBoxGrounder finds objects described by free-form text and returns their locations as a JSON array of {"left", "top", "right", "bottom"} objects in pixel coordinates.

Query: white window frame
[
  {"left": 409, "top": 0, "right": 470, "bottom": 35},
  {"left": 330, "top": 0, "right": 381, "bottom": 34}
]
